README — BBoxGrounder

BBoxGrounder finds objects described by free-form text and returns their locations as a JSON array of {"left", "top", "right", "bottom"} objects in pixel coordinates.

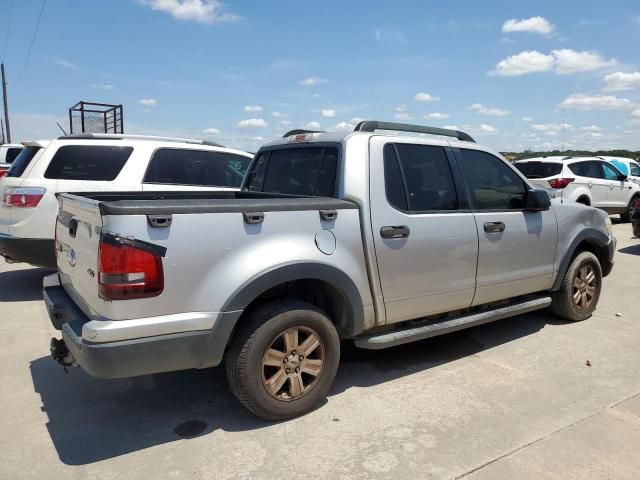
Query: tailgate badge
[{"left": 66, "top": 248, "right": 77, "bottom": 267}]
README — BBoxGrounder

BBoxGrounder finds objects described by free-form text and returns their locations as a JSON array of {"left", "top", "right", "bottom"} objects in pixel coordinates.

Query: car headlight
[{"left": 605, "top": 216, "right": 613, "bottom": 236}]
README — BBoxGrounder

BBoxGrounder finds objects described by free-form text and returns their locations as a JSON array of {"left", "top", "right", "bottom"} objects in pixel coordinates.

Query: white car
[
  {"left": 514, "top": 155, "right": 640, "bottom": 222},
  {"left": 601, "top": 156, "right": 640, "bottom": 186},
  {"left": 0, "top": 143, "right": 23, "bottom": 177},
  {"left": 0, "top": 133, "right": 253, "bottom": 268}
]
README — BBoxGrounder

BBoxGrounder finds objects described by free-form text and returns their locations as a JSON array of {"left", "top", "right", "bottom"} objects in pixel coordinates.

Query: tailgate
[{"left": 55, "top": 193, "right": 103, "bottom": 317}]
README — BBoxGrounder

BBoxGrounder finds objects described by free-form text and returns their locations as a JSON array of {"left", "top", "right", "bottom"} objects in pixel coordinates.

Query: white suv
[
  {"left": 602, "top": 156, "right": 640, "bottom": 186},
  {"left": 0, "top": 143, "right": 23, "bottom": 177},
  {"left": 514, "top": 156, "right": 640, "bottom": 222},
  {"left": 0, "top": 134, "right": 252, "bottom": 268}
]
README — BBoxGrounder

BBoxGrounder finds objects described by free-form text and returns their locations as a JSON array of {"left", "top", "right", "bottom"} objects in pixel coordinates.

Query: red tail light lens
[
  {"left": 0, "top": 169, "right": 7, "bottom": 179},
  {"left": 2, "top": 187, "right": 46, "bottom": 207},
  {"left": 548, "top": 178, "right": 575, "bottom": 189},
  {"left": 98, "top": 237, "right": 164, "bottom": 300}
]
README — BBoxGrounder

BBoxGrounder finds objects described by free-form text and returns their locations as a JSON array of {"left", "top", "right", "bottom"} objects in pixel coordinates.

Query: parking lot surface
[{"left": 1, "top": 222, "right": 639, "bottom": 480}]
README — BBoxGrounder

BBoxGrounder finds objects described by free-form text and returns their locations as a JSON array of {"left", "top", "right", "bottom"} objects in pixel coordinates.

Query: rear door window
[
  {"left": 569, "top": 161, "right": 603, "bottom": 179},
  {"left": 5, "top": 148, "right": 22, "bottom": 164},
  {"left": 144, "top": 149, "right": 251, "bottom": 187},
  {"left": 514, "top": 162, "right": 562, "bottom": 178},
  {"left": 7, "top": 146, "right": 41, "bottom": 177},
  {"left": 44, "top": 145, "right": 133, "bottom": 180},
  {"left": 246, "top": 146, "right": 339, "bottom": 196}
]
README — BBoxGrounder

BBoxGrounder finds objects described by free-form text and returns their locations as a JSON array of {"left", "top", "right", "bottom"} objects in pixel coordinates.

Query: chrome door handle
[
  {"left": 484, "top": 221, "right": 505, "bottom": 234},
  {"left": 609, "top": 185, "right": 614, "bottom": 189},
  {"left": 588, "top": 182, "right": 593, "bottom": 188},
  {"left": 380, "top": 225, "right": 410, "bottom": 239}
]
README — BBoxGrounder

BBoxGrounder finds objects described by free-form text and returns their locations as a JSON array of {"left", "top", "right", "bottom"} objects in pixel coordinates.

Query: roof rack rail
[
  {"left": 561, "top": 155, "right": 603, "bottom": 161},
  {"left": 353, "top": 121, "right": 475, "bottom": 143},
  {"left": 282, "top": 129, "right": 325, "bottom": 138},
  {"left": 57, "top": 133, "right": 224, "bottom": 147}
]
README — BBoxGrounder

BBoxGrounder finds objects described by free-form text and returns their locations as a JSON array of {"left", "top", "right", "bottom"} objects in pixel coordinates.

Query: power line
[
  {"left": 17, "top": 0, "right": 47, "bottom": 82},
  {"left": 1, "top": 0, "right": 14, "bottom": 63}
]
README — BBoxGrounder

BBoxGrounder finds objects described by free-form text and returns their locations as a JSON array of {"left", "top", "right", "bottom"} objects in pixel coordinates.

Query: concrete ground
[{"left": 1, "top": 222, "right": 639, "bottom": 480}]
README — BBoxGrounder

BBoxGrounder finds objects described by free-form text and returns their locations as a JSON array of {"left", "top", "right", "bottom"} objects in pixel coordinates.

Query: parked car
[
  {"left": 0, "top": 143, "right": 23, "bottom": 178},
  {"left": 632, "top": 199, "right": 640, "bottom": 237},
  {"left": 514, "top": 156, "right": 640, "bottom": 222},
  {"left": 0, "top": 134, "right": 252, "bottom": 268},
  {"left": 601, "top": 156, "right": 640, "bottom": 186},
  {"left": 46, "top": 121, "right": 615, "bottom": 420}
]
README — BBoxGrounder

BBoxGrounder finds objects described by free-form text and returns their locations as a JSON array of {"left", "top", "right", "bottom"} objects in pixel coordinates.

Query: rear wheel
[
  {"left": 576, "top": 196, "right": 590, "bottom": 206},
  {"left": 226, "top": 300, "right": 340, "bottom": 420},
  {"left": 551, "top": 251, "right": 602, "bottom": 321},
  {"left": 620, "top": 195, "right": 638, "bottom": 223}
]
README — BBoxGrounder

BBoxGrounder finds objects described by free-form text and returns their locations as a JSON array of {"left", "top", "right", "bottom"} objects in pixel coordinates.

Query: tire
[
  {"left": 226, "top": 299, "right": 340, "bottom": 420},
  {"left": 551, "top": 251, "right": 602, "bottom": 321},
  {"left": 620, "top": 196, "right": 638, "bottom": 223},
  {"left": 576, "top": 197, "right": 590, "bottom": 206}
]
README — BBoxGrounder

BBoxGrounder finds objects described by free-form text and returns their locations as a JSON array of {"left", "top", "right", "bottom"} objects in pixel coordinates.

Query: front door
[
  {"left": 454, "top": 147, "right": 558, "bottom": 306},
  {"left": 601, "top": 161, "right": 630, "bottom": 209},
  {"left": 369, "top": 138, "right": 479, "bottom": 324}
]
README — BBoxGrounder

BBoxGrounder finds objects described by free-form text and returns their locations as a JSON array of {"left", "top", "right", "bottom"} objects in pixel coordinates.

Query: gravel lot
[{"left": 1, "top": 221, "right": 639, "bottom": 480}]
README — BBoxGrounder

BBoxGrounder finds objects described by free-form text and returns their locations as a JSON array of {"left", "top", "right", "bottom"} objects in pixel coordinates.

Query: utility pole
[
  {"left": 1, "top": 63, "right": 11, "bottom": 143},
  {"left": 1, "top": 117, "right": 5, "bottom": 144}
]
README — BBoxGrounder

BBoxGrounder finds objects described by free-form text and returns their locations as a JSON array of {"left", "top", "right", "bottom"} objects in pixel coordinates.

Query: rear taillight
[
  {"left": 0, "top": 169, "right": 7, "bottom": 179},
  {"left": 2, "top": 187, "right": 46, "bottom": 207},
  {"left": 548, "top": 178, "right": 575, "bottom": 189},
  {"left": 98, "top": 237, "right": 164, "bottom": 300}
]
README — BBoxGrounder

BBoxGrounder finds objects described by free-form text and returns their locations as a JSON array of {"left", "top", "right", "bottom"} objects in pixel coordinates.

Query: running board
[{"left": 355, "top": 296, "right": 552, "bottom": 350}]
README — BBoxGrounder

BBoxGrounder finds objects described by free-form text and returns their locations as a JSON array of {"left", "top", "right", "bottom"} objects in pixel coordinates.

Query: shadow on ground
[
  {"left": 618, "top": 244, "right": 640, "bottom": 256},
  {"left": 0, "top": 267, "right": 54, "bottom": 302},
  {"left": 31, "top": 310, "right": 564, "bottom": 466}
]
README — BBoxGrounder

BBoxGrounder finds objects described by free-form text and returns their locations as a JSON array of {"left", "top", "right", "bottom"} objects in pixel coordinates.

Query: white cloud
[
  {"left": 560, "top": 94, "right": 632, "bottom": 110},
  {"left": 468, "top": 103, "right": 510, "bottom": 116},
  {"left": 395, "top": 104, "right": 407, "bottom": 112},
  {"left": 333, "top": 121, "right": 355, "bottom": 132},
  {"left": 140, "top": 0, "right": 240, "bottom": 24},
  {"left": 478, "top": 124, "right": 497, "bottom": 133},
  {"left": 243, "top": 105, "right": 263, "bottom": 112},
  {"left": 53, "top": 59, "right": 79, "bottom": 70},
  {"left": 202, "top": 127, "right": 220, "bottom": 134},
  {"left": 552, "top": 49, "right": 617, "bottom": 74},
  {"left": 278, "top": 120, "right": 292, "bottom": 126},
  {"left": 299, "top": 76, "right": 328, "bottom": 87},
  {"left": 322, "top": 109, "right": 336, "bottom": 118},
  {"left": 490, "top": 50, "right": 554, "bottom": 76},
  {"left": 302, "top": 121, "right": 321, "bottom": 130},
  {"left": 579, "top": 125, "right": 602, "bottom": 131},
  {"left": 602, "top": 72, "right": 640, "bottom": 92},
  {"left": 532, "top": 123, "right": 571, "bottom": 132},
  {"left": 272, "top": 111, "right": 287, "bottom": 117},
  {"left": 414, "top": 92, "right": 440, "bottom": 102},
  {"left": 91, "top": 84, "right": 113, "bottom": 90},
  {"left": 237, "top": 118, "right": 268, "bottom": 128},
  {"left": 502, "top": 16, "right": 555, "bottom": 35},
  {"left": 442, "top": 125, "right": 459, "bottom": 130},
  {"left": 521, "top": 117, "right": 533, "bottom": 122},
  {"left": 137, "top": 98, "right": 158, "bottom": 107},
  {"left": 252, "top": 136, "right": 265, "bottom": 141},
  {"left": 395, "top": 112, "right": 412, "bottom": 120},
  {"left": 424, "top": 112, "right": 450, "bottom": 119},
  {"left": 374, "top": 29, "right": 406, "bottom": 46},
  {"left": 490, "top": 49, "right": 616, "bottom": 76}
]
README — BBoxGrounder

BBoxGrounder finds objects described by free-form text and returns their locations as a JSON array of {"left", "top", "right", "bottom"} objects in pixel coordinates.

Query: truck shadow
[
  {"left": 31, "top": 310, "right": 562, "bottom": 465},
  {"left": 0, "top": 267, "right": 54, "bottom": 302}
]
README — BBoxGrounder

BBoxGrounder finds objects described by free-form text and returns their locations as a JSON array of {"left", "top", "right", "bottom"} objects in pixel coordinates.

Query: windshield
[
  {"left": 245, "top": 146, "right": 339, "bottom": 197},
  {"left": 7, "top": 146, "right": 41, "bottom": 177},
  {"left": 514, "top": 162, "right": 562, "bottom": 179}
]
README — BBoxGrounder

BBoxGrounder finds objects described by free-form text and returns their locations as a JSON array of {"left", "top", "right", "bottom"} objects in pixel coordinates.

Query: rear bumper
[
  {"left": 0, "top": 233, "right": 56, "bottom": 268},
  {"left": 43, "top": 276, "right": 241, "bottom": 379}
]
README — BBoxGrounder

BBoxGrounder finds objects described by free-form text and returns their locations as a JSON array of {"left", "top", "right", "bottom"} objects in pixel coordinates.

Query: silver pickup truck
[{"left": 45, "top": 121, "right": 616, "bottom": 420}]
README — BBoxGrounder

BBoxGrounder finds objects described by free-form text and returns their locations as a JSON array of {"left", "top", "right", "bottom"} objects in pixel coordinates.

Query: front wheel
[
  {"left": 551, "top": 251, "right": 602, "bottom": 321},
  {"left": 226, "top": 300, "right": 340, "bottom": 420},
  {"left": 620, "top": 196, "right": 638, "bottom": 223}
]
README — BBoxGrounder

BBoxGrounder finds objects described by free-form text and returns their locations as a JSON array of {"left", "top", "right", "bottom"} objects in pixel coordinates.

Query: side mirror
[
  {"left": 525, "top": 189, "right": 551, "bottom": 211},
  {"left": 619, "top": 174, "right": 628, "bottom": 181}
]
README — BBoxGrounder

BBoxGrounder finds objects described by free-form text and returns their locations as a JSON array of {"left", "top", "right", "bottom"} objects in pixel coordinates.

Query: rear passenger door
[
  {"left": 454, "top": 148, "right": 557, "bottom": 305},
  {"left": 142, "top": 148, "right": 251, "bottom": 191},
  {"left": 369, "top": 138, "right": 479, "bottom": 324}
]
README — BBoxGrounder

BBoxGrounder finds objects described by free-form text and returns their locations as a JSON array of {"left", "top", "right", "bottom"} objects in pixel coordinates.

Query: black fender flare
[{"left": 551, "top": 228, "right": 612, "bottom": 291}]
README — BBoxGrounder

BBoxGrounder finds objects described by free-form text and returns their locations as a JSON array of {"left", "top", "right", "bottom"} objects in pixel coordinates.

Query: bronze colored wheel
[
  {"left": 226, "top": 300, "right": 340, "bottom": 420},
  {"left": 261, "top": 327, "right": 325, "bottom": 401},
  {"left": 551, "top": 251, "right": 602, "bottom": 321}
]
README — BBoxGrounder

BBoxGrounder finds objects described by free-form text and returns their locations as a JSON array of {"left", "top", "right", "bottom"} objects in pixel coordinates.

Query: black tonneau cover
[{"left": 57, "top": 191, "right": 358, "bottom": 215}]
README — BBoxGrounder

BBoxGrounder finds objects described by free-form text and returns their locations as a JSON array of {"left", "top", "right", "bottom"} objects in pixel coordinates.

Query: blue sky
[{"left": 2, "top": 0, "right": 640, "bottom": 152}]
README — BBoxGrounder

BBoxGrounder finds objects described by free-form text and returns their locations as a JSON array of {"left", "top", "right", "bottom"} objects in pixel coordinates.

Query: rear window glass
[
  {"left": 5, "top": 147, "right": 22, "bottom": 164},
  {"left": 246, "top": 146, "right": 339, "bottom": 197},
  {"left": 44, "top": 145, "right": 133, "bottom": 180},
  {"left": 514, "top": 162, "right": 562, "bottom": 178},
  {"left": 144, "top": 149, "right": 251, "bottom": 187},
  {"left": 7, "top": 146, "right": 41, "bottom": 177}
]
